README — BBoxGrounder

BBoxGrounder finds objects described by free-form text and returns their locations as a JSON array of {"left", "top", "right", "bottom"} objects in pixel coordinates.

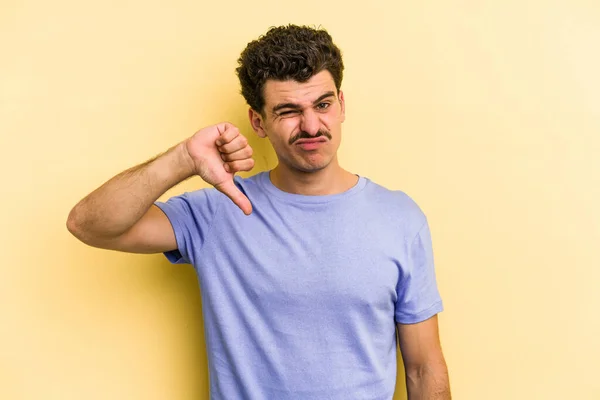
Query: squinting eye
[{"left": 279, "top": 110, "right": 299, "bottom": 117}]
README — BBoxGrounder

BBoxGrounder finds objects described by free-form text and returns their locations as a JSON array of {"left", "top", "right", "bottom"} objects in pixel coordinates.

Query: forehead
[{"left": 262, "top": 70, "right": 337, "bottom": 108}]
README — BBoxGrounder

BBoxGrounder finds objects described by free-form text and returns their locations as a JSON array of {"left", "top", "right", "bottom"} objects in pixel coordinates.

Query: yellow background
[{"left": 2, "top": 1, "right": 599, "bottom": 399}]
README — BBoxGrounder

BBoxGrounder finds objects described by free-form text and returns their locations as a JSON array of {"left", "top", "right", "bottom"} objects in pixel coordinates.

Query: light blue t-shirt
[{"left": 155, "top": 171, "right": 443, "bottom": 400}]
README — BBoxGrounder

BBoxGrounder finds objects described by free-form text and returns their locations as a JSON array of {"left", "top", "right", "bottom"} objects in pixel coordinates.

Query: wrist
[{"left": 172, "top": 141, "right": 196, "bottom": 180}]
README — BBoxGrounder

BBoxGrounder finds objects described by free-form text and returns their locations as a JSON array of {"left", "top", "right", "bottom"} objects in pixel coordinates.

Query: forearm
[
  {"left": 67, "top": 142, "right": 194, "bottom": 240},
  {"left": 406, "top": 363, "right": 451, "bottom": 400}
]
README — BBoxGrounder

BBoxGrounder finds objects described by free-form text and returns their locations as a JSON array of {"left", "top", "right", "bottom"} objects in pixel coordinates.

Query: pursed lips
[{"left": 295, "top": 137, "right": 328, "bottom": 150}]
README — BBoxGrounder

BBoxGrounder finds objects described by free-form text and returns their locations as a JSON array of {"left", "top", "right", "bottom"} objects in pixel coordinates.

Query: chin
[
  {"left": 277, "top": 150, "right": 336, "bottom": 174},
  {"left": 292, "top": 158, "right": 332, "bottom": 173},
  {"left": 293, "top": 164, "right": 328, "bottom": 173}
]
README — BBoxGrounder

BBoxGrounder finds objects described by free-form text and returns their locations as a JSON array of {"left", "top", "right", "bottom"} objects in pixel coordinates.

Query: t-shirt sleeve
[
  {"left": 153, "top": 188, "right": 220, "bottom": 265},
  {"left": 395, "top": 218, "right": 444, "bottom": 324}
]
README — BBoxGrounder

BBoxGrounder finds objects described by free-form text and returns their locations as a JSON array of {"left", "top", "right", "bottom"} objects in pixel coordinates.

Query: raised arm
[{"left": 66, "top": 122, "right": 254, "bottom": 253}]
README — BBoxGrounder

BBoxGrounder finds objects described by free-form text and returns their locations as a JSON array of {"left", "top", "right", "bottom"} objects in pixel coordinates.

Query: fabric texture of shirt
[{"left": 154, "top": 171, "right": 443, "bottom": 400}]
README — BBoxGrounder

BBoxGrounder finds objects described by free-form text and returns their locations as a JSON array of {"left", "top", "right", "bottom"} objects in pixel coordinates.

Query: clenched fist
[{"left": 185, "top": 122, "right": 255, "bottom": 215}]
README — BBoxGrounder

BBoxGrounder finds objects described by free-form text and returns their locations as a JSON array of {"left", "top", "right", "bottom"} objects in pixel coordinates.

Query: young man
[{"left": 67, "top": 25, "right": 451, "bottom": 399}]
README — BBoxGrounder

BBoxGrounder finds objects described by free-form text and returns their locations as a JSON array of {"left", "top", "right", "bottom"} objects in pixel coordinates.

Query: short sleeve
[
  {"left": 395, "top": 219, "right": 444, "bottom": 324},
  {"left": 154, "top": 188, "right": 220, "bottom": 265}
]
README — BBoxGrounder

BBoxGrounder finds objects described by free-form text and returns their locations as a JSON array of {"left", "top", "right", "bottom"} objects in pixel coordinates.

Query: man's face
[{"left": 249, "top": 70, "right": 346, "bottom": 173}]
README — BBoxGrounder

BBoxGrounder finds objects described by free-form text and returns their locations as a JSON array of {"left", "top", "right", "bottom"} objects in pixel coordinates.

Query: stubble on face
[{"left": 260, "top": 71, "right": 345, "bottom": 174}]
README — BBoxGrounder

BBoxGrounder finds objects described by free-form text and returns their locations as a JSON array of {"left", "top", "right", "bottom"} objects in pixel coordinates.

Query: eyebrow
[{"left": 271, "top": 91, "right": 336, "bottom": 114}]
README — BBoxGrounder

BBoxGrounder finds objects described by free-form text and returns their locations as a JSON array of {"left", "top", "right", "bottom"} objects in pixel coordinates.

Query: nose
[{"left": 299, "top": 109, "right": 320, "bottom": 136}]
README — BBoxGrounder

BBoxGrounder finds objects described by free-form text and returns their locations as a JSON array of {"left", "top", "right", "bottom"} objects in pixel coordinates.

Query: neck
[{"left": 269, "top": 158, "right": 358, "bottom": 196}]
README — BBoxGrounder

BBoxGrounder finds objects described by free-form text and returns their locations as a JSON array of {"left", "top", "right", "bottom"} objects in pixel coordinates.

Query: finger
[
  {"left": 215, "top": 125, "right": 240, "bottom": 146},
  {"left": 220, "top": 146, "right": 253, "bottom": 162},
  {"left": 215, "top": 122, "right": 235, "bottom": 136},
  {"left": 215, "top": 180, "right": 253, "bottom": 215},
  {"left": 225, "top": 158, "right": 255, "bottom": 173},
  {"left": 218, "top": 134, "right": 248, "bottom": 154}
]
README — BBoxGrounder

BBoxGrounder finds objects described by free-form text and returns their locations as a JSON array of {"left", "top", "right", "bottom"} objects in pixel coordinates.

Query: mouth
[{"left": 295, "top": 138, "right": 328, "bottom": 150}]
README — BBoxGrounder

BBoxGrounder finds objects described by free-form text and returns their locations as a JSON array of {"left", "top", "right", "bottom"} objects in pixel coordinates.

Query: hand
[{"left": 185, "top": 122, "right": 255, "bottom": 215}]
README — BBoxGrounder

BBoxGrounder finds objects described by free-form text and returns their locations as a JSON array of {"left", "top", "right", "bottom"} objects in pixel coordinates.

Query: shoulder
[
  {"left": 162, "top": 172, "right": 267, "bottom": 214},
  {"left": 362, "top": 176, "right": 428, "bottom": 235},
  {"left": 207, "top": 171, "right": 269, "bottom": 209},
  {"left": 233, "top": 171, "right": 265, "bottom": 194}
]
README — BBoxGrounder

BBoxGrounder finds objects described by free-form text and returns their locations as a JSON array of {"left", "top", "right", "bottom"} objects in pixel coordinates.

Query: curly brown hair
[{"left": 236, "top": 24, "right": 344, "bottom": 115}]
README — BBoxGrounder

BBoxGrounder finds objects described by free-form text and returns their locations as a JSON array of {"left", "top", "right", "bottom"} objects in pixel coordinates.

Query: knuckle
[{"left": 222, "top": 143, "right": 234, "bottom": 152}]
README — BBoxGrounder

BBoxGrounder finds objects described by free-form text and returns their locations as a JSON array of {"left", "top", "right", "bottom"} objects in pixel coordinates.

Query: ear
[
  {"left": 338, "top": 90, "right": 346, "bottom": 123},
  {"left": 248, "top": 108, "right": 267, "bottom": 138}
]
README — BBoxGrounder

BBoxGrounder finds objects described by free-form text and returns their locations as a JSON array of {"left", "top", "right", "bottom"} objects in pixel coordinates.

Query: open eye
[{"left": 316, "top": 102, "right": 331, "bottom": 110}]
